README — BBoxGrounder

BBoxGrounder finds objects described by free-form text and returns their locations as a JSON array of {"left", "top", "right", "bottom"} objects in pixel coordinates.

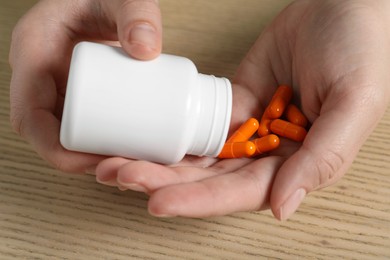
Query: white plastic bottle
[{"left": 60, "top": 42, "right": 232, "bottom": 164}]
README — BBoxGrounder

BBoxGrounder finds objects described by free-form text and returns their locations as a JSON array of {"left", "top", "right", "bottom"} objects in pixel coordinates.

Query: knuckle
[
  {"left": 235, "top": 169, "right": 264, "bottom": 210},
  {"left": 9, "top": 83, "right": 29, "bottom": 137},
  {"left": 314, "top": 149, "right": 345, "bottom": 189},
  {"left": 45, "top": 140, "right": 68, "bottom": 171},
  {"left": 47, "top": 153, "right": 76, "bottom": 173},
  {"left": 119, "top": 0, "right": 161, "bottom": 17},
  {"left": 49, "top": 155, "right": 65, "bottom": 171},
  {"left": 9, "top": 107, "right": 25, "bottom": 137},
  {"left": 9, "top": 115, "right": 21, "bottom": 135}
]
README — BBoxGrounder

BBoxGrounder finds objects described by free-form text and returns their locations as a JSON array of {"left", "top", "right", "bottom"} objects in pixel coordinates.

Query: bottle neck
[{"left": 187, "top": 73, "right": 232, "bottom": 157}]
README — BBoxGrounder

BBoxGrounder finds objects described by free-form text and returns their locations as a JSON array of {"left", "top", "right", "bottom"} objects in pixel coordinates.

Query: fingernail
[
  {"left": 85, "top": 165, "right": 97, "bottom": 175},
  {"left": 96, "top": 177, "right": 118, "bottom": 187},
  {"left": 149, "top": 210, "right": 175, "bottom": 218},
  {"left": 118, "top": 186, "right": 128, "bottom": 191},
  {"left": 151, "top": 213, "right": 175, "bottom": 218},
  {"left": 129, "top": 23, "right": 158, "bottom": 50},
  {"left": 279, "top": 188, "right": 306, "bottom": 221},
  {"left": 120, "top": 183, "right": 148, "bottom": 193}
]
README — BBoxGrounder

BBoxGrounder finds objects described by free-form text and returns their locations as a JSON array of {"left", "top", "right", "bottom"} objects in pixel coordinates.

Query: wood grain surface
[{"left": 1, "top": 0, "right": 389, "bottom": 259}]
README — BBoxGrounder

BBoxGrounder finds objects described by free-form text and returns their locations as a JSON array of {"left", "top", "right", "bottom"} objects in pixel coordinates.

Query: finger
[
  {"left": 96, "top": 157, "right": 132, "bottom": 186},
  {"left": 102, "top": 0, "right": 162, "bottom": 60},
  {"left": 233, "top": 25, "right": 292, "bottom": 109},
  {"left": 147, "top": 157, "right": 284, "bottom": 218},
  {"left": 115, "top": 158, "right": 254, "bottom": 193},
  {"left": 171, "top": 155, "right": 218, "bottom": 168},
  {"left": 9, "top": 2, "right": 112, "bottom": 173},
  {"left": 270, "top": 87, "right": 388, "bottom": 221},
  {"left": 8, "top": 0, "right": 162, "bottom": 174},
  {"left": 9, "top": 67, "right": 105, "bottom": 173},
  {"left": 96, "top": 156, "right": 220, "bottom": 189},
  {"left": 13, "top": 105, "right": 106, "bottom": 173}
]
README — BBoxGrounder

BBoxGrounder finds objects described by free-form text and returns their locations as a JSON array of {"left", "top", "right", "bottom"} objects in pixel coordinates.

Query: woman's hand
[
  {"left": 96, "top": 0, "right": 390, "bottom": 220},
  {"left": 9, "top": 0, "right": 162, "bottom": 173}
]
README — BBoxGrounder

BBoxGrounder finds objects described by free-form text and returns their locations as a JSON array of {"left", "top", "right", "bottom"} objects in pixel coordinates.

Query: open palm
[{"left": 96, "top": 0, "right": 390, "bottom": 220}]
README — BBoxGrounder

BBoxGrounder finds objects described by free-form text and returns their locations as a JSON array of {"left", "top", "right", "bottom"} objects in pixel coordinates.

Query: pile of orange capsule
[{"left": 218, "top": 85, "right": 309, "bottom": 159}]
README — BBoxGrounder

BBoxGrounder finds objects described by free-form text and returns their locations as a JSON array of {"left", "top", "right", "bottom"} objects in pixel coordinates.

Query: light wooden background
[{"left": 1, "top": 0, "right": 389, "bottom": 259}]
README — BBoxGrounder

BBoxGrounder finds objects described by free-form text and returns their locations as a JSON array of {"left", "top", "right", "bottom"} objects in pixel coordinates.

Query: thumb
[
  {"left": 108, "top": 0, "right": 162, "bottom": 60},
  {"left": 270, "top": 84, "right": 387, "bottom": 221}
]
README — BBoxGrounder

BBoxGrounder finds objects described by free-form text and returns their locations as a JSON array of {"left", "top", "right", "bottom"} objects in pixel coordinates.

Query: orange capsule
[
  {"left": 252, "top": 134, "right": 280, "bottom": 156},
  {"left": 285, "top": 104, "right": 308, "bottom": 128},
  {"left": 265, "top": 85, "right": 293, "bottom": 119},
  {"left": 258, "top": 117, "right": 272, "bottom": 136},
  {"left": 218, "top": 141, "right": 256, "bottom": 159},
  {"left": 270, "top": 119, "right": 307, "bottom": 142},
  {"left": 227, "top": 118, "right": 259, "bottom": 143}
]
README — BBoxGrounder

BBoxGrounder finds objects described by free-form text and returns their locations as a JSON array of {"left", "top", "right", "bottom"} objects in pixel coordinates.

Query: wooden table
[{"left": 1, "top": 0, "right": 389, "bottom": 259}]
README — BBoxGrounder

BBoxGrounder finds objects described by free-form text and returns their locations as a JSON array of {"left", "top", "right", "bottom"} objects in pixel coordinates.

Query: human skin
[
  {"left": 95, "top": 0, "right": 390, "bottom": 220},
  {"left": 10, "top": 0, "right": 390, "bottom": 220},
  {"left": 9, "top": 0, "right": 162, "bottom": 172}
]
